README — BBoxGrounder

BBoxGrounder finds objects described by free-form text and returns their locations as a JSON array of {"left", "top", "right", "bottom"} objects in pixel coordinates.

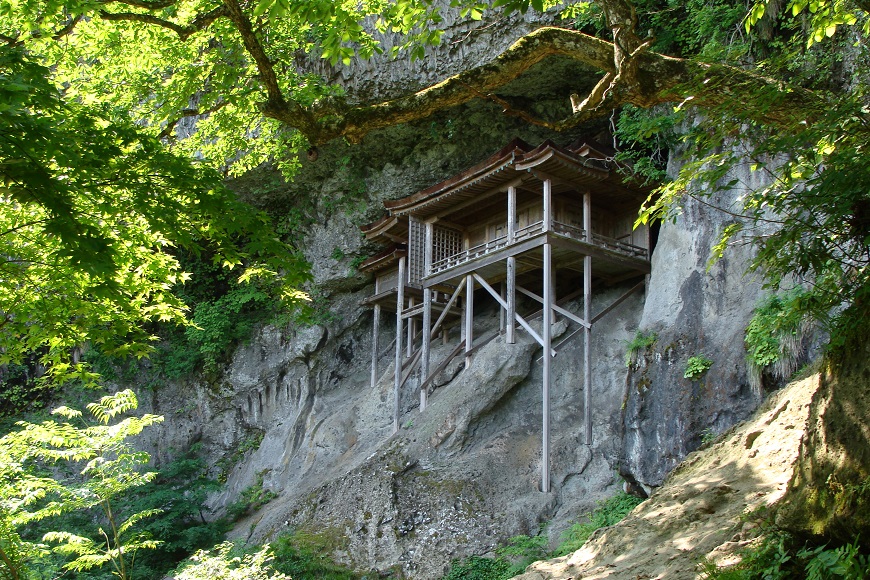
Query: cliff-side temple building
[{"left": 359, "top": 138, "right": 654, "bottom": 491}]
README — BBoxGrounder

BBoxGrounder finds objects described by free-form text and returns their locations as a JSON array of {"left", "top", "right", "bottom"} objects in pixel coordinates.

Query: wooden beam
[
  {"left": 406, "top": 296, "right": 415, "bottom": 358},
  {"left": 507, "top": 184, "right": 517, "bottom": 243},
  {"left": 584, "top": 253, "right": 592, "bottom": 445},
  {"left": 393, "top": 256, "right": 405, "bottom": 434},
  {"left": 424, "top": 235, "right": 544, "bottom": 287},
  {"left": 542, "top": 241, "right": 552, "bottom": 493},
  {"left": 543, "top": 178, "right": 552, "bottom": 234},
  {"left": 432, "top": 175, "right": 525, "bottom": 221},
  {"left": 516, "top": 285, "right": 590, "bottom": 329},
  {"left": 472, "top": 273, "right": 555, "bottom": 356},
  {"left": 507, "top": 257, "right": 516, "bottom": 344},
  {"left": 418, "top": 339, "right": 465, "bottom": 392},
  {"left": 547, "top": 234, "right": 651, "bottom": 273},
  {"left": 430, "top": 283, "right": 463, "bottom": 340},
  {"left": 465, "top": 274, "right": 474, "bottom": 369},
  {"left": 591, "top": 280, "right": 645, "bottom": 325},
  {"left": 371, "top": 304, "right": 381, "bottom": 390},
  {"left": 421, "top": 222, "right": 433, "bottom": 411}
]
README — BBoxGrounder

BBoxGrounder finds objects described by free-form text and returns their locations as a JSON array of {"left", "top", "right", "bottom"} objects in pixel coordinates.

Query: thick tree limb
[
  {"left": 220, "top": 0, "right": 319, "bottom": 137},
  {"left": 99, "top": 4, "right": 227, "bottom": 41},
  {"left": 264, "top": 26, "right": 824, "bottom": 147}
]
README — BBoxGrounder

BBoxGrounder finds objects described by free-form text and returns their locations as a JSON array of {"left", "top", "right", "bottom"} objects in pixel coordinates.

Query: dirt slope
[{"left": 514, "top": 374, "right": 821, "bottom": 580}]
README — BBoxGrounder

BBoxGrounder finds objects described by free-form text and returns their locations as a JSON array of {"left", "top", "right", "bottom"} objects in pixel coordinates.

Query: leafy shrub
[
  {"left": 684, "top": 355, "right": 713, "bottom": 380},
  {"left": 442, "top": 555, "right": 512, "bottom": 580},
  {"left": 174, "top": 542, "right": 290, "bottom": 580},
  {"left": 270, "top": 529, "right": 359, "bottom": 579},
  {"left": 441, "top": 533, "right": 548, "bottom": 579},
  {"left": 701, "top": 532, "right": 870, "bottom": 579},
  {"left": 744, "top": 289, "right": 813, "bottom": 390},
  {"left": 226, "top": 471, "right": 277, "bottom": 521},
  {"left": 117, "top": 444, "right": 227, "bottom": 578},
  {"left": 554, "top": 492, "right": 645, "bottom": 556}
]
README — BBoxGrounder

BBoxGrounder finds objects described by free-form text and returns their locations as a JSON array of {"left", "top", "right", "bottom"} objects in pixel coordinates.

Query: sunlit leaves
[
  {"left": 0, "top": 391, "right": 164, "bottom": 579},
  {"left": 0, "top": 47, "right": 309, "bottom": 385},
  {"left": 745, "top": 0, "right": 868, "bottom": 45}
]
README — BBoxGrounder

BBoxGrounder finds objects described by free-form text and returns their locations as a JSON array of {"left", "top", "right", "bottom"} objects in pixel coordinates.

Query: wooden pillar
[
  {"left": 543, "top": 178, "right": 552, "bottom": 233},
  {"left": 507, "top": 184, "right": 517, "bottom": 345},
  {"left": 421, "top": 222, "right": 433, "bottom": 411},
  {"left": 584, "top": 254, "right": 592, "bottom": 445},
  {"left": 542, "top": 241, "right": 553, "bottom": 492},
  {"left": 583, "top": 191, "right": 593, "bottom": 445},
  {"left": 406, "top": 297, "right": 414, "bottom": 358},
  {"left": 506, "top": 256, "right": 516, "bottom": 344},
  {"left": 393, "top": 256, "right": 405, "bottom": 434},
  {"left": 465, "top": 275, "right": 474, "bottom": 368},
  {"left": 507, "top": 185, "right": 516, "bottom": 243},
  {"left": 371, "top": 304, "right": 381, "bottom": 389},
  {"left": 499, "top": 282, "right": 506, "bottom": 332}
]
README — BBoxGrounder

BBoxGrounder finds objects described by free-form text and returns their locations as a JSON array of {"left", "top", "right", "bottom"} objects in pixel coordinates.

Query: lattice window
[
  {"left": 408, "top": 216, "right": 425, "bottom": 285},
  {"left": 432, "top": 224, "right": 462, "bottom": 265}
]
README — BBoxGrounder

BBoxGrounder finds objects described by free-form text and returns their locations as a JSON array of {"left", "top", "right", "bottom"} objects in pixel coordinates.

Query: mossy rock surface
[{"left": 775, "top": 341, "right": 870, "bottom": 547}]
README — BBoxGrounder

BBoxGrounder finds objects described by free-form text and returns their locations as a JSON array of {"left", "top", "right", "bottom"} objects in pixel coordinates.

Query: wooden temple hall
[{"left": 358, "top": 138, "right": 654, "bottom": 491}]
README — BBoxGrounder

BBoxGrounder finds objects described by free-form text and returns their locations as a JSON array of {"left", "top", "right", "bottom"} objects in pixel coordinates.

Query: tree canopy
[
  {"left": 1, "top": 46, "right": 309, "bottom": 386},
  {"left": 2, "top": 0, "right": 868, "bottom": 349}
]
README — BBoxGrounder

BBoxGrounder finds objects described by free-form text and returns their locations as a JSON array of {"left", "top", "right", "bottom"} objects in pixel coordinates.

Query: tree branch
[
  {"left": 99, "top": 4, "right": 227, "bottom": 41},
  {"left": 157, "top": 101, "right": 230, "bottom": 139},
  {"left": 0, "top": 14, "right": 83, "bottom": 46},
  {"left": 264, "top": 26, "right": 823, "bottom": 147},
  {"left": 220, "top": 0, "right": 319, "bottom": 138}
]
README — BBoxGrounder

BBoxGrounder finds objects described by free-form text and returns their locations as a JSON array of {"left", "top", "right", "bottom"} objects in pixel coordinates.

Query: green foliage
[
  {"left": 270, "top": 529, "right": 359, "bottom": 579},
  {"left": 554, "top": 492, "right": 645, "bottom": 557},
  {"left": 701, "top": 427, "right": 718, "bottom": 446},
  {"left": 614, "top": 105, "right": 681, "bottom": 184},
  {"left": 442, "top": 492, "right": 644, "bottom": 579},
  {"left": 116, "top": 444, "right": 227, "bottom": 578},
  {"left": 684, "top": 354, "right": 713, "bottom": 380},
  {"left": 0, "top": 46, "right": 308, "bottom": 389},
  {"left": 701, "top": 531, "right": 870, "bottom": 579},
  {"left": 174, "top": 542, "right": 290, "bottom": 580},
  {"left": 0, "top": 390, "right": 163, "bottom": 580},
  {"left": 745, "top": 289, "right": 813, "bottom": 388},
  {"left": 442, "top": 555, "right": 512, "bottom": 580},
  {"left": 638, "top": 4, "right": 870, "bottom": 361},
  {"left": 441, "top": 533, "right": 546, "bottom": 580},
  {"left": 746, "top": 0, "right": 870, "bottom": 46},
  {"left": 216, "top": 431, "right": 264, "bottom": 483},
  {"left": 624, "top": 330, "right": 658, "bottom": 367}
]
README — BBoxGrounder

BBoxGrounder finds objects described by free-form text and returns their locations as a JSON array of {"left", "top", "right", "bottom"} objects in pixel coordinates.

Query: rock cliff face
[
  {"left": 619, "top": 154, "right": 776, "bottom": 489},
  {"left": 134, "top": 15, "right": 781, "bottom": 579},
  {"left": 137, "top": 140, "right": 776, "bottom": 578}
]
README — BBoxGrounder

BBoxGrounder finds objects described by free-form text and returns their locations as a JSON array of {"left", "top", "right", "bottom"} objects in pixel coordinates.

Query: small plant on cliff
[
  {"left": 624, "top": 331, "right": 658, "bottom": 367},
  {"left": 226, "top": 471, "right": 277, "bottom": 521},
  {"left": 744, "top": 289, "right": 813, "bottom": 390},
  {"left": 684, "top": 355, "right": 714, "bottom": 380}
]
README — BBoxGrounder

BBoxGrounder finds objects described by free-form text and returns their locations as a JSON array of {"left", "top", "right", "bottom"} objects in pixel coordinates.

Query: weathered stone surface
[
  {"left": 619, "top": 152, "right": 775, "bottom": 489},
  {"left": 513, "top": 372, "right": 822, "bottom": 579}
]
